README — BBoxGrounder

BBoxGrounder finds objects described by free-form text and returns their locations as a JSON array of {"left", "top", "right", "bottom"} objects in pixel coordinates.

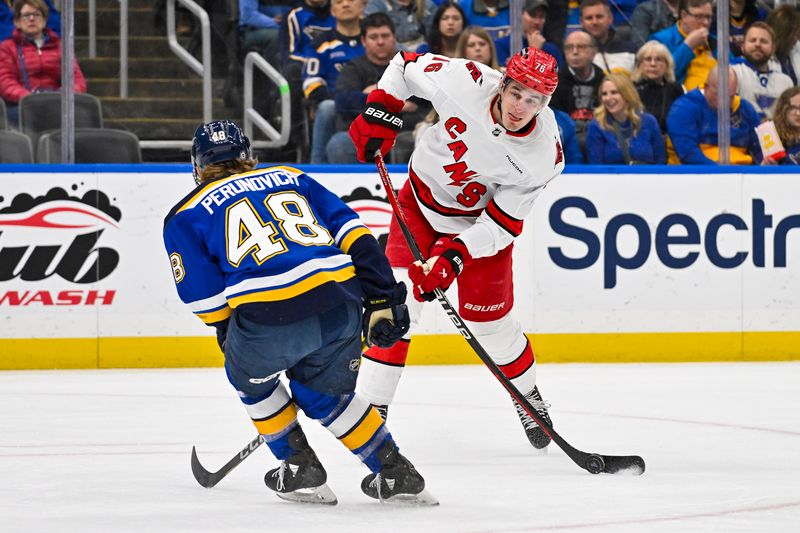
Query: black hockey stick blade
[
  {"left": 374, "top": 154, "right": 645, "bottom": 477},
  {"left": 601, "top": 454, "right": 646, "bottom": 475},
  {"left": 191, "top": 435, "right": 264, "bottom": 488}
]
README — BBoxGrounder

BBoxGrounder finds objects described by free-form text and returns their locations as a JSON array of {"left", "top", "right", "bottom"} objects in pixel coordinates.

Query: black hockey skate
[
  {"left": 513, "top": 386, "right": 553, "bottom": 450},
  {"left": 361, "top": 440, "right": 438, "bottom": 505},
  {"left": 264, "top": 427, "right": 337, "bottom": 505}
]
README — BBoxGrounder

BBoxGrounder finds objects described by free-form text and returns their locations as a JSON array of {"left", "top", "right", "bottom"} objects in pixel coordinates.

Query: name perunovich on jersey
[{"left": 163, "top": 166, "right": 372, "bottom": 326}]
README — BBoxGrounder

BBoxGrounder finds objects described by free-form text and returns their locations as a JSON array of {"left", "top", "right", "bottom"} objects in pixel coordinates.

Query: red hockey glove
[
  {"left": 348, "top": 89, "right": 405, "bottom": 162},
  {"left": 407, "top": 238, "right": 472, "bottom": 302}
]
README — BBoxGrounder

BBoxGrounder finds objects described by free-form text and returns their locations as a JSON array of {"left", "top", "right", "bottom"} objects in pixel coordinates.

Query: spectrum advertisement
[{"left": 0, "top": 166, "right": 797, "bottom": 368}]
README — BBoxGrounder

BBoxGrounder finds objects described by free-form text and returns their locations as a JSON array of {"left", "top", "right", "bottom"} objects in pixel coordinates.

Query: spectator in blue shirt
[
  {"left": 460, "top": 0, "right": 509, "bottom": 40},
  {"left": 666, "top": 65, "right": 761, "bottom": 165},
  {"left": 494, "top": 0, "right": 564, "bottom": 69},
  {"left": 553, "top": 108, "right": 585, "bottom": 165},
  {"left": 586, "top": 73, "right": 666, "bottom": 164},
  {"left": 240, "top": 0, "right": 283, "bottom": 66}
]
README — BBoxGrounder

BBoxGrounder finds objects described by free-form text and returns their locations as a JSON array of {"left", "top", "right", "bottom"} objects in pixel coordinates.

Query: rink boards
[{"left": 0, "top": 164, "right": 798, "bottom": 369}]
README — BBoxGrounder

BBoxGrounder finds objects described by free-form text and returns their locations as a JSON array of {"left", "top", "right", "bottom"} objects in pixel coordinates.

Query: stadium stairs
[{"left": 74, "top": 0, "right": 291, "bottom": 162}]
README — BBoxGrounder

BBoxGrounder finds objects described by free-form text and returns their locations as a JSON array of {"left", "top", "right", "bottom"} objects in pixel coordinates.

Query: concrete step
[
  {"left": 105, "top": 117, "right": 203, "bottom": 141},
  {"left": 87, "top": 78, "right": 204, "bottom": 98},
  {"left": 75, "top": 36, "right": 191, "bottom": 58},
  {"left": 100, "top": 97, "right": 223, "bottom": 120},
  {"left": 75, "top": 7, "right": 162, "bottom": 37},
  {"left": 76, "top": 0, "right": 153, "bottom": 8},
  {"left": 80, "top": 56, "right": 205, "bottom": 79}
]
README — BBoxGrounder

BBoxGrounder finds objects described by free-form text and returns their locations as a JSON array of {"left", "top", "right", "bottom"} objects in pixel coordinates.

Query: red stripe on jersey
[
  {"left": 363, "top": 339, "right": 410, "bottom": 367},
  {"left": 401, "top": 51, "right": 423, "bottom": 66},
  {"left": 486, "top": 200, "right": 523, "bottom": 237},
  {"left": 409, "top": 166, "right": 484, "bottom": 218},
  {"left": 498, "top": 339, "right": 535, "bottom": 380}
]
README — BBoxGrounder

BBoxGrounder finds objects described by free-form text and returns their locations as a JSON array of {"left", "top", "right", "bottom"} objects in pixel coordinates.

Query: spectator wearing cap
[
  {"left": 629, "top": 0, "right": 679, "bottom": 48},
  {"left": 579, "top": 0, "right": 637, "bottom": 75},
  {"left": 731, "top": 22, "right": 793, "bottom": 121},
  {"left": 0, "top": 0, "right": 86, "bottom": 125},
  {"left": 459, "top": 0, "right": 509, "bottom": 41},
  {"left": 651, "top": 0, "right": 725, "bottom": 91},
  {"left": 549, "top": 30, "right": 605, "bottom": 150},
  {"left": 494, "top": 0, "right": 564, "bottom": 69},
  {"left": 666, "top": 65, "right": 761, "bottom": 165}
]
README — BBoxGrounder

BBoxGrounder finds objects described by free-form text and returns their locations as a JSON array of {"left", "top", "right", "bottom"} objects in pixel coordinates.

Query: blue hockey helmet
[{"left": 191, "top": 120, "right": 252, "bottom": 184}]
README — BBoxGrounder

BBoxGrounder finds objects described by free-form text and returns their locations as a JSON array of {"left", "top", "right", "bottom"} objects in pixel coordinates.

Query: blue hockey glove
[{"left": 363, "top": 282, "right": 410, "bottom": 348}]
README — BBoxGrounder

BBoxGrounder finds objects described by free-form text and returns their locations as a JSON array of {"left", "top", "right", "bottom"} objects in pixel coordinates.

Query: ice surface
[{"left": 1, "top": 362, "right": 798, "bottom": 532}]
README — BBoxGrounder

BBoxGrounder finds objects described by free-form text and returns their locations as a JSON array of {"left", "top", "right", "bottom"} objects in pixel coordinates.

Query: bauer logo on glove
[
  {"left": 364, "top": 106, "right": 403, "bottom": 129},
  {"left": 349, "top": 89, "right": 406, "bottom": 162}
]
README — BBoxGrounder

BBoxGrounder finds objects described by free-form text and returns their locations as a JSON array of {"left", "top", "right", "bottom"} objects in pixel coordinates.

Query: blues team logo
[{"left": 0, "top": 187, "right": 121, "bottom": 306}]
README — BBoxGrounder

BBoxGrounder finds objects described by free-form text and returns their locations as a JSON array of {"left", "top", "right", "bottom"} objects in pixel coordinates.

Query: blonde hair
[
  {"left": 455, "top": 26, "right": 500, "bottom": 70},
  {"left": 774, "top": 86, "right": 800, "bottom": 147},
  {"left": 198, "top": 159, "right": 258, "bottom": 183},
  {"left": 631, "top": 41, "right": 676, "bottom": 84},
  {"left": 594, "top": 73, "right": 644, "bottom": 134}
]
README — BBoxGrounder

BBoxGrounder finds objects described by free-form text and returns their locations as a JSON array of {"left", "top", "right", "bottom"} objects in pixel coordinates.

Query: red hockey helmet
[{"left": 502, "top": 48, "right": 559, "bottom": 97}]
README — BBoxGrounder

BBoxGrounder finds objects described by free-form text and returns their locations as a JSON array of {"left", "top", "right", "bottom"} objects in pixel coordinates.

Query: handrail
[
  {"left": 87, "top": 0, "right": 129, "bottom": 97},
  {"left": 88, "top": 0, "right": 95, "bottom": 57},
  {"left": 119, "top": 0, "right": 128, "bottom": 98},
  {"left": 243, "top": 52, "right": 291, "bottom": 149},
  {"left": 166, "top": 0, "right": 212, "bottom": 123}
]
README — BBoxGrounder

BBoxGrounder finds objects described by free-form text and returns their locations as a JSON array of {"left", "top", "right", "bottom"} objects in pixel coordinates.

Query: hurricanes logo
[{"left": 0, "top": 188, "right": 121, "bottom": 306}]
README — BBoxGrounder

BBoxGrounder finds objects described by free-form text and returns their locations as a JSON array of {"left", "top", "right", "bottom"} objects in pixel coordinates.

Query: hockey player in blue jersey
[{"left": 163, "top": 120, "right": 437, "bottom": 506}]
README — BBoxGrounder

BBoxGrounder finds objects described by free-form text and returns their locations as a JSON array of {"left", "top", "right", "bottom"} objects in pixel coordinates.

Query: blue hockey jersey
[{"left": 163, "top": 166, "right": 392, "bottom": 326}]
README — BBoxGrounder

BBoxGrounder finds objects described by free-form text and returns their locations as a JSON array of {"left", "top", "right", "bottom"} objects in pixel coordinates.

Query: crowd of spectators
[
  {"left": 250, "top": 0, "right": 800, "bottom": 166},
  {"left": 3, "top": 0, "right": 800, "bottom": 166}
]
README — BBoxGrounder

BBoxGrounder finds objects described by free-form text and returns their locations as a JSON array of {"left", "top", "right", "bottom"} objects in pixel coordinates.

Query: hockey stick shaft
[
  {"left": 374, "top": 154, "right": 644, "bottom": 475},
  {"left": 190, "top": 434, "right": 263, "bottom": 488}
]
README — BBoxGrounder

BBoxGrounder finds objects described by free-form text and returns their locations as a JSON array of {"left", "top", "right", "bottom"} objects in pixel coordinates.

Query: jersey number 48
[{"left": 226, "top": 191, "right": 332, "bottom": 267}]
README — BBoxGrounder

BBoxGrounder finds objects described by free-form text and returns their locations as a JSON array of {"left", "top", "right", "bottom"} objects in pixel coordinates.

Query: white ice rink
[{"left": 1, "top": 362, "right": 798, "bottom": 532}]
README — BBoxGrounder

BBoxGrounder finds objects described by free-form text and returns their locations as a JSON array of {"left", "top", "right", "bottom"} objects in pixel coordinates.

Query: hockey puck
[{"left": 585, "top": 454, "right": 605, "bottom": 474}]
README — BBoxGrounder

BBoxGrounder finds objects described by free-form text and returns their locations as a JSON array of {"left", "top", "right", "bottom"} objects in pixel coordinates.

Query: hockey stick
[
  {"left": 191, "top": 435, "right": 263, "bottom": 488},
  {"left": 374, "top": 153, "right": 645, "bottom": 475}
]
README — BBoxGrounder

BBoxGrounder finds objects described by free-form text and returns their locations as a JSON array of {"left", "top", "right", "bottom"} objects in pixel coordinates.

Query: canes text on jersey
[{"left": 443, "top": 117, "right": 487, "bottom": 208}]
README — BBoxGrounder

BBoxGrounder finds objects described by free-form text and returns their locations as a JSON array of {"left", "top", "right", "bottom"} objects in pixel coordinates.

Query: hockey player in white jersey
[{"left": 348, "top": 47, "right": 564, "bottom": 449}]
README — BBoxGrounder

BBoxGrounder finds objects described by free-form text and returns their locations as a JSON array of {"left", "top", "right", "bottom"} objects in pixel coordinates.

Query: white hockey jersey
[{"left": 378, "top": 52, "right": 565, "bottom": 259}]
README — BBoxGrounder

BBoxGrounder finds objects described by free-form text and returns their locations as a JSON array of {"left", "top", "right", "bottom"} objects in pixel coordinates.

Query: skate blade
[
  {"left": 529, "top": 444, "right": 549, "bottom": 455},
  {"left": 275, "top": 483, "right": 338, "bottom": 505},
  {"left": 380, "top": 489, "right": 439, "bottom": 506}
]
